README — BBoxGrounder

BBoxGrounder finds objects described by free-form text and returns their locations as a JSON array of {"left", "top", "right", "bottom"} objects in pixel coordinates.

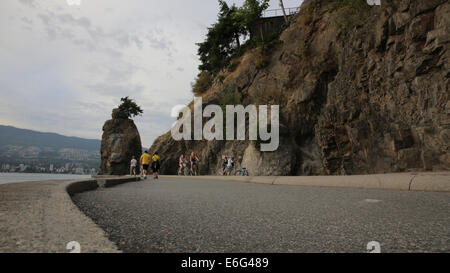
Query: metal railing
[{"left": 262, "top": 7, "right": 301, "bottom": 18}]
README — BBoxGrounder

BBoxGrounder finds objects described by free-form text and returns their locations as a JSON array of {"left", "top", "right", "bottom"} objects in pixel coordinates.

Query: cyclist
[
  {"left": 221, "top": 157, "right": 228, "bottom": 176},
  {"left": 190, "top": 152, "right": 200, "bottom": 175},
  {"left": 178, "top": 154, "right": 185, "bottom": 175}
]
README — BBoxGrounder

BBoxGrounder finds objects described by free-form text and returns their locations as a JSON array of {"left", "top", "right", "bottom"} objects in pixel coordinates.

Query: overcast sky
[{"left": 0, "top": 0, "right": 302, "bottom": 148}]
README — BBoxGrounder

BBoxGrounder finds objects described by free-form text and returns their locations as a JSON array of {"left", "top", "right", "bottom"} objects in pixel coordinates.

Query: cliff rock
[
  {"left": 151, "top": 0, "right": 449, "bottom": 175},
  {"left": 99, "top": 109, "right": 142, "bottom": 175}
]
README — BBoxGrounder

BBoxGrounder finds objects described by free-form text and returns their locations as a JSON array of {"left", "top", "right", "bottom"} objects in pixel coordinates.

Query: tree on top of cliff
[
  {"left": 232, "top": 0, "right": 269, "bottom": 34},
  {"left": 196, "top": 0, "right": 269, "bottom": 74},
  {"left": 116, "top": 97, "right": 143, "bottom": 119},
  {"left": 197, "top": 0, "right": 241, "bottom": 73}
]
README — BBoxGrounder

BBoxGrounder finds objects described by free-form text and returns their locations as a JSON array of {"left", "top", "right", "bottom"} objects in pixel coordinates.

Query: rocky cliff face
[
  {"left": 151, "top": 0, "right": 449, "bottom": 175},
  {"left": 99, "top": 109, "right": 142, "bottom": 175}
]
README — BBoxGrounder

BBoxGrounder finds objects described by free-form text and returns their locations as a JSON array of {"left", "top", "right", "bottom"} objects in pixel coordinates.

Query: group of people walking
[
  {"left": 130, "top": 150, "right": 245, "bottom": 178},
  {"left": 130, "top": 151, "right": 160, "bottom": 180}
]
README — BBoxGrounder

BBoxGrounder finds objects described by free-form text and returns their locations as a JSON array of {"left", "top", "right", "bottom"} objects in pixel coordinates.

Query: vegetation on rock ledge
[{"left": 331, "top": 0, "right": 370, "bottom": 35}]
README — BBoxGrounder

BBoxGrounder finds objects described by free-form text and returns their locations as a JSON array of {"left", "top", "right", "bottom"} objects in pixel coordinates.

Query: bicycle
[
  {"left": 178, "top": 159, "right": 190, "bottom": 176},
  {"left": 189, "top": 161, "right": 199, "bottom": 176},
  {"left": 235, "top": 166, "right": 249, "bottom": 176}
]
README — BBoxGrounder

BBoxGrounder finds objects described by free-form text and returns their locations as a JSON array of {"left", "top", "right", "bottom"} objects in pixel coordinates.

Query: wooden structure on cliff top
[{"left": 250, "top": 7, "right": 300, "bottom": 42}]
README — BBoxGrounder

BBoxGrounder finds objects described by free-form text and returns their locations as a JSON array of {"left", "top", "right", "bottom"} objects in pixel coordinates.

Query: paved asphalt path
[{"left": 72, "top": 177, "right": 449, "bottom": 253}]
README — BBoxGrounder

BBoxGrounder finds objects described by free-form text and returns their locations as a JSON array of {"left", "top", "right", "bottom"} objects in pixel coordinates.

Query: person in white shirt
[
  {"left": 226, "top": 157, "right": 234, "bottom": 176},
  {"left": 130, "top": 156, "right": 138, "bottom": 176}
]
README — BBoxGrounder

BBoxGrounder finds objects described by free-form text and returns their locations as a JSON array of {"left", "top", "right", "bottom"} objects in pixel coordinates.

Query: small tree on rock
[{"left": 115, "top": 97, "right": 143, "bottom": 119}]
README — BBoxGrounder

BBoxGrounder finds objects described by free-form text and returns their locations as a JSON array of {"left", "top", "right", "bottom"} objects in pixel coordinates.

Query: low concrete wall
[
  {"left": 273, "top": 174, "right": 413, "bottom": 191},
  {"left": 66, "top": 179, "right": 99, "bottom": 196},
  {"left": 164, "top": 172, "right": 450, "bottom": 192},
  {"left": 410, "top": 172, "right": 450, "bottom": 192},
  {"left": 67, "top": 176, "right": 140, "bottom": 196}
]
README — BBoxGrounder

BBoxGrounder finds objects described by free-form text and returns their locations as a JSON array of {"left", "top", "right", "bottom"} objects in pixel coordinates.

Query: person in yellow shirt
[
  {"left": 151, "top": 152, "right": 161, "bottom": 179},
  {"left": 140, "top": 151, "right": 151, "bottom": 179}
]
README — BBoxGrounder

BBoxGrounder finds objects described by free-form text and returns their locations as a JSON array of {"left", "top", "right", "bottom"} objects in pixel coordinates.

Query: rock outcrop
[
  {"left": 151, "top": 0, "right": 449, "bottom": 175},
  {"left": 99, "top": 109, "right": 142, "bottom": 175}
]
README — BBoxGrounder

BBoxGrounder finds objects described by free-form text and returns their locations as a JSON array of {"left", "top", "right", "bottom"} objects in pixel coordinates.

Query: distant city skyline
[
  {"left": 1, "top": 162, "right": 97, "bottom": 175},
  {"left": 0, "top": 0, "right": 302, "bottom": 148}
]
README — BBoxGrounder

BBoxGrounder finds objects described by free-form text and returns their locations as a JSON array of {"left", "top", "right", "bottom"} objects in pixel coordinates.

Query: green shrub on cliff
[
  {"left": 220, "top": 84, "right": 242, "bottom": 108},
  {"left": 255, "top": 47, "right": 270, "bottom": 69},
  {"left": 331, "top": 0, "right": 370, "bottom": 35},
  {"left": 219, "top": 84, "right": 243, "bottom": 138},
  {"left": 227, "top": 59, "right": 241, "bottom": 72},
  {"left": 192, "top": 71, "right": 214, "bottom": 95}
]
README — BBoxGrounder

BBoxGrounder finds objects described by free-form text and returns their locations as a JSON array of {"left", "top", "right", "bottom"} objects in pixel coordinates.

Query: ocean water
[{"left": 0, "top": 173, "right": 91, "bottom": 185}]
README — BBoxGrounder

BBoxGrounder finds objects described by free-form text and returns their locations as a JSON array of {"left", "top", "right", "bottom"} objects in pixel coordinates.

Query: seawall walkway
[{"left": 0, "top": 172, "right": 448, "bottom": 252}]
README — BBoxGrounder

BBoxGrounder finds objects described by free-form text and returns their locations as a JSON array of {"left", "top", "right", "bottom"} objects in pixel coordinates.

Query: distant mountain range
[
  {"left": 0, "top": 125, "right": 100, "bottom": 150},
  {"left": 0, "top": 125, "right": 100, "bottom": 168}
]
